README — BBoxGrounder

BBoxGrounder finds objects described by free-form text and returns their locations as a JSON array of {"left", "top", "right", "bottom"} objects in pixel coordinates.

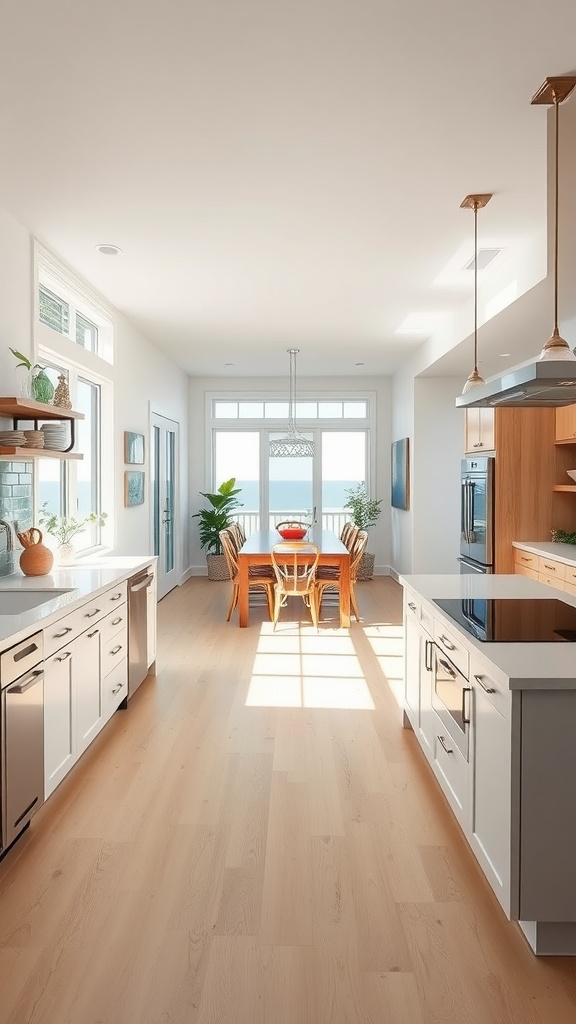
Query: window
[{"left": 34, "top": 244, "right": 114, "bottom": 554}]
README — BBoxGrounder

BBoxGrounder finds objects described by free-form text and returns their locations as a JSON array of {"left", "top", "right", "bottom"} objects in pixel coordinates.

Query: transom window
[{"left": 213, "top": 399, "right": 367, "bottom": 420}]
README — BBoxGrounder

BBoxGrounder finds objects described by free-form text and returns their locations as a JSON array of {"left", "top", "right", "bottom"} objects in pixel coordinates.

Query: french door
[{"left": 151, "top": 412, "right": 179, "bottom": 599}]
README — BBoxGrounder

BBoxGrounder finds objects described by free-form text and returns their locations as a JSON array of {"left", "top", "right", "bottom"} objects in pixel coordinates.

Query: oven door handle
[
  {"left": 461, "top": 481, "right": 468, "bottom": 542},
  {"left": 462, "top": 686, "right": 472, "bottom": 725}
]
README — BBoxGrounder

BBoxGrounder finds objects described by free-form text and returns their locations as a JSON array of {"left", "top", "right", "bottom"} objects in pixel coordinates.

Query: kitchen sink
[{"left": 0, "top": 590, "right": 75, "bottom": 614}]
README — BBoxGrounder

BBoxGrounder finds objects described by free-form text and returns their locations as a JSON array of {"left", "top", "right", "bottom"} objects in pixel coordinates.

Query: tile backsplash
[{"left": 0, "top": 461, "right": 33, "bottom": 576}]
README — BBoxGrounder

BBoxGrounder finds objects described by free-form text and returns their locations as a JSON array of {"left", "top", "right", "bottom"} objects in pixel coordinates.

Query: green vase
[{"left": 31, "top": 369, "right": 55, "bottom": 404}]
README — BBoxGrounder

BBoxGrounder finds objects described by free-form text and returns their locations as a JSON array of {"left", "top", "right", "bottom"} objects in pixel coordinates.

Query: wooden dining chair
[
  {"left": 270, "top": 542, "right": 320, "bottom": 629},
  {"left": 229, "top": 521, "right": 246, "bottom": 547},
  {"left": 219, "top": 529, "right": 275, "bottom": 622},
  {"left": 340, "top": 522, "right": 359, "bottom": 552},
  {"left": 317, "top": 529, "right": 368, "bottom": 622}
]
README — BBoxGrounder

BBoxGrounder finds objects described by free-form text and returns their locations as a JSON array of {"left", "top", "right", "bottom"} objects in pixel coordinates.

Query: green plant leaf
[{"left": 9, "top": 347, "right": 32, "bottom": 370}]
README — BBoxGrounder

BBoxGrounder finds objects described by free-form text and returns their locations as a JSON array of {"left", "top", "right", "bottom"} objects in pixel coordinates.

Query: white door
[{"left": 151, "top": 412, "right": 179, "bottom": 600}]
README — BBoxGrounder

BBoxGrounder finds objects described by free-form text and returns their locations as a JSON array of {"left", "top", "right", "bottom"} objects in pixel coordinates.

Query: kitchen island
[{"left": 401, "top": 571, "right": 576, "bottom": 956}]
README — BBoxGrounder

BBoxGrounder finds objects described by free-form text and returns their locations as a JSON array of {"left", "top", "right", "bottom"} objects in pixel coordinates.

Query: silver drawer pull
[
  {"left": 55, "top": 651, "right": 71, "bottom": 662},
  {"left": 544, "top": 563, "right": 557, "bottom": 572},
  {"left": 87, "top": 629, "right": 99, "bottom": 639},
  {"left": 111, "top": 617, "right": 123, "bottom": 626},
  {"left": 109, "top": 644, "right": 123, "bottom": 656},
  {"left": 438, "top": 657, "right": 457, "bottom": 679},
  {"left": 439, "top": 634, "right": 456, "bottom": 650},
  {"left": 110, "top": 593, "right": 123, "bottom": 601},
  {"left": 474, "top": 673, "right": 496, "bottom": 694},
  {"left": 112, "top": 683, "right": 124, "bottom": 695},
  {"left": 520, "top": 556, "right": 531, "bottom": 563},
  {"left": 54, "top": 626, "right": 73, "bottom": 638},
  {"left": 408, "top": 601, "right": 417, "bottom": 612},
  {"left": 473, "top": 442, "right": 483, "bottom": 447},
  {"left": 85, "top": 608, "right": 101, "bottom": 618},
  {"left": 438, "top": 735, "right": 453, "bottom": 755}
]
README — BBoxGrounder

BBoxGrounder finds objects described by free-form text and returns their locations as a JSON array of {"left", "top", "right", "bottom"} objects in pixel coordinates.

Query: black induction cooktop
[{"left": 433, "top": 597, "right": 576, "bottom": 642}]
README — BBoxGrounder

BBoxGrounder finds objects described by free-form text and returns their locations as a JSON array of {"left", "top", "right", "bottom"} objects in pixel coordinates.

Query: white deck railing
[{"left": 234, "top": 510, "right": 349, "bottom": 537}]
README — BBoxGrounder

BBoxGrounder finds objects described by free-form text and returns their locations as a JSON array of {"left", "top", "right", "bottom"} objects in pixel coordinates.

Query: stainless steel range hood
[{"left": 455, "top": 357, "right": 576, "bottom": 408}]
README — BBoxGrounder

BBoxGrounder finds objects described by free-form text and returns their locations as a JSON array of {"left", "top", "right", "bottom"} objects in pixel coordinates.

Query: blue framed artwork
[
  {"left": 124, "top": 430, "right": 145, "bottom": 464},
  {"left": 391, "top": 437, "right": 410, "bottom": 510},
  {"left": 124, "top": 470, "right": 145, "bottom": 507}
]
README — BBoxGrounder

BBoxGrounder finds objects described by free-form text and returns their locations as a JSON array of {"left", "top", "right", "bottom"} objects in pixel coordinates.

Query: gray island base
[{"left": 401, "top": 572, "right": 576, "bottom": 956}]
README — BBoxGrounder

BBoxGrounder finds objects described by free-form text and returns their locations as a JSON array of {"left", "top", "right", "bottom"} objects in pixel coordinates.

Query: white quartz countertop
[
  {"left": 0, "top": 556, "right": 156, "bottom": 648},
  {"left": 513, "top": 540, "right": 576, "bottom": 566},
  {"left": 400, "top": 573, "right": 576, "bottom": 690}
]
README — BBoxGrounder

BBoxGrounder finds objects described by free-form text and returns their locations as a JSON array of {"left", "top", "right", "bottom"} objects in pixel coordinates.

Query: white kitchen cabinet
[
  {"left": 146, "top": 565, "right": 157, "bottom": 671},
  {"left": 44, "top": 645, "right": 75, "bottom": 797},
  {"left": 74, "top": 625, "right": 103, "bottom": 757},
  {"left": 404, "top": 597, "right": 421, "bottom": 726},
  {"left": 469, "top": 661, "right": 512, "bottom": 915}
]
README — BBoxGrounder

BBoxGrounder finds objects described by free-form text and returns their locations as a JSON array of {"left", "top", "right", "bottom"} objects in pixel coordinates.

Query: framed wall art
[
  {"left": 124, "top": 470, "right": 145, "bottom": 507},
  {"left": 124, "top": 430, "right": 145, "bottom": 465},
  {"left": 391, "top": 437, "right": 410, "bottom": 510}
]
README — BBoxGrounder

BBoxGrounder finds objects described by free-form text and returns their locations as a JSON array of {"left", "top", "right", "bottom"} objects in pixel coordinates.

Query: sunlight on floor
[
  {"left": 362, "top": 622, "right": 405, "bottom": 709},
  {"left": 245, "top": 621, "right": 376, "bottom": 709}
]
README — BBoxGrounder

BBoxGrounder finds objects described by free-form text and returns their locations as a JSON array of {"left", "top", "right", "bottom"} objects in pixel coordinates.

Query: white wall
[
  {"left": 0, "top": 203, "right": 190, "bottom": 578},
  {"left": 188, "top": 374, "right": 392, "bottom": 575}
]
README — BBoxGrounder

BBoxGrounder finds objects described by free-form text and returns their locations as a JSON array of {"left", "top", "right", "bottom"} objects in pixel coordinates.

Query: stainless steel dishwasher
[
  {"left": 1, "top": 632, "right": 44, "bottom": 854},
  {"left": 128, "top": 568, "right": 154, "bottom": 699}
]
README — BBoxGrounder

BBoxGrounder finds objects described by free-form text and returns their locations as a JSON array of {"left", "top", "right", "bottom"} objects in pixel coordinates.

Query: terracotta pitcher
[{"left": 17, "top": 527, "right": 54, "bottom": 576}]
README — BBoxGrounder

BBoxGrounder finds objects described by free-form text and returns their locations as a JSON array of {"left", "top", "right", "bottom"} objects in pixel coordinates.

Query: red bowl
[{"left": 277, "top": 527, "right": 308, "bottom": 540}]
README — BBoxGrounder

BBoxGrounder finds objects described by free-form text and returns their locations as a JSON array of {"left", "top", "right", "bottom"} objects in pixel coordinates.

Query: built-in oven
[
  {"left": 460, "top": 456, "right": 495, "bottom": 572},
  {"left": 431, "top": 646, "right": 471, "bottom": 760}
]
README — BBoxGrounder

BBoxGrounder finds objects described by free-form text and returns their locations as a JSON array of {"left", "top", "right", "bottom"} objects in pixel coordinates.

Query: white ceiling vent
[{"left": 463, "top": 247, "right": 503, "bottom": 271}]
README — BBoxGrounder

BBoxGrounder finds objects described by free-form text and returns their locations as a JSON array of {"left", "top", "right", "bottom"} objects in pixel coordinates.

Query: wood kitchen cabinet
[
  {"left": 464, "top": 408, "right": 495, "bottom": 454},
  {"left": 555, "top": 404, "right": 576, "bottom": 442}
]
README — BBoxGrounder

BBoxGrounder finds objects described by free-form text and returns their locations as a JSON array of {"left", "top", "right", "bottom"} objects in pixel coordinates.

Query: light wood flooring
[{"left": 1, "top": 576, "right": 576, "bottom": 1023}]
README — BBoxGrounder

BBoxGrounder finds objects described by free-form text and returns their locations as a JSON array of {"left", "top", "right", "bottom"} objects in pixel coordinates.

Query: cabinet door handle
[
  {"left": 110, "top": 593, "right": 123, "bottom": 601},
  {"left": 55, "top": 651, "right": 71, "bottom": 662},
  {"left": 85, "top": 608, "right": 101, "bottom": 618},
  {"left": 474, "top": 673, "right": 496, "bottom": 694},
  {"left": 438, "top": 657, "right": 457, "bottom": 679},
  {"left": 473, "top": 442, "right": 483, "bottom": 448},
  {"left": 521, "top": 556, "right": 531, "bottom": 563},
  {"left": 408, "top": 601, "right": 417, "bottom": 612},
  {"left": 462, "top": 686, "right": 471, "bottom": 726},
  {"left": 439, "top": 634, "right": 456, "bottom": 651},
  {"left": 438, "top": 735, "right": 453, "bottom": 755},
  {"left": 109, "top": 644, "right": 123, "bottom": 656},
  {"left": 87, "top": 629, "right": 99, "bottom": 639},
  {"left": 544, "top": 564, "right": 557, "bottom": 572},
  {"left": 111, "top": 617, "right": 123, "bottom": 626},
  {"left": 54, "top": 626, "right": 73, "bottom": 638},
  {"left": 425, "top": 638, "right": 434, "bottom": 672},
  {"left": 112, "top": 683, "right": 124, "bottom": 695}
]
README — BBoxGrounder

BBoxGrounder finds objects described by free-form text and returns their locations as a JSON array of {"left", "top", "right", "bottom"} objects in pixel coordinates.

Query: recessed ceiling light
[
  {"left": 499, "top": 352, "right": 511, "bottom": 357},
  {"left": 225, "top": 362, "right": 234, "bottom": 367},
  {"left": 96, "top": 244, "right": 122, "bottom": 256},
  {"left": 355, "top": 362, "right": 365, "bottom": 367}
]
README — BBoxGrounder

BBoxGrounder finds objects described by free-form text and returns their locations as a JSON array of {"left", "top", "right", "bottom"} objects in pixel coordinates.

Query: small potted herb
[
  {"left": 38, "top": 502, "right": 108, "bottom": 564},
  {"left": 9, "top": 347, "right": 55, "bottom": 403}
]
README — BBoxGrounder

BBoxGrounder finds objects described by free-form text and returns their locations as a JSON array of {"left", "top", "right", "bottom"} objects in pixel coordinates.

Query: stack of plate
[
  {"left": 0, "top": 430, "right": 26, "bottom": 448},
  {"left": 41, "top": 423, "right": 69, "bottom": 451},
  {"left": 23, "top": 430, "right": 45, "bottom": 449}
]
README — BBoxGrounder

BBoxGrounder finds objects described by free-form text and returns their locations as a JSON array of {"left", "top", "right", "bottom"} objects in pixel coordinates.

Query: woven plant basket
[
  {"left": 357, "top": 552, "right": 375, "bottom": 581},
  {"left": 206, "top": 553, "right": 230, "bottom": 581}
]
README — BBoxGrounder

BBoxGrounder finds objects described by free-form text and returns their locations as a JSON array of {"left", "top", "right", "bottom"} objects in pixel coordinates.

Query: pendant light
[
  {"left": 269, "top": 348, "right": 315, "bottom": 458},
  {"left": 461, "top": 193, "right": 492, "bottom": 393},
  {"left": 532, "top": 75, "right": 576, "bottom": 361}
]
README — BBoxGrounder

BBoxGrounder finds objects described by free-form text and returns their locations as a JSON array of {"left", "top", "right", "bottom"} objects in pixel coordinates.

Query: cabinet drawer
[
  {"left": 100, "top": 605, "right": 128, "bottom": 646},
  {"left": 514, "top": 549, "right": 539, "bottom": 571},
  {"left": 539, "top": 574, "right": 565, "bottom": 591},
  {"left": 102, "top": 659, "right": 127, "bottom": 719},
  {"left": 433, "top": 726, "right": 469, "bottom": 827},
  {"left": 470, "top": 654, "right": 510, "bottom": 720},
  {"left": 420, "top": 602, "right": 434, "bottom": 636},
  {"left": 538, "top": 556, "right": 565, "bottom": 581},
  {"left": 102, "top": 581, "right": 127, "bottom": 610},
  {"left": 433, "top": 618, "right": 469, "bottom": 680},
  {"left": 101, "top": 632, "right": 127, "bottom": 678},
  {"left": 43, "top": 607, "right": 83, "bottom": 657},
  {"left": 405, "top": 591, "right": 419, "bottom": 620},
  {"left": 515, "top": 565, "right": 539, "bottom": 580},
  {"left": 564, "top": 565, "right": 576, "bottom": 587}
]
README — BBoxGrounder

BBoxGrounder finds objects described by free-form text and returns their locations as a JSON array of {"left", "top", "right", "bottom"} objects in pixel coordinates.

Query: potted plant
[
  {"left": 9, "top": 348, "right": 55, "bottom": 403},
  {"left": 193, "top": 478, "right": 243, "bottom": 580},
  {"left": 38, "top": 502, "right": 108, "bottom": 564},
  {"left": 343, "top": 483, "right": 382, "bottom": 580}
]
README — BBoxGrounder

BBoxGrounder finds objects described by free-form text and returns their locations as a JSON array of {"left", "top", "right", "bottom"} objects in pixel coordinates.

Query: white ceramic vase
[{"left": 57, "top": 542, "right": 75, "bottom": 566}]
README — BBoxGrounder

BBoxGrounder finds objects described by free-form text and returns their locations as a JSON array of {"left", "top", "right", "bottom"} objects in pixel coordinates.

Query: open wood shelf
[
  {"left": 553, "top": 484, "right": 576, "bottom": 492},
  {"left": 0, "top": 447, "right": 82, "bottom": 460},
  {"left": 0, "top": 397, "right": 84, "bottom": 421}
]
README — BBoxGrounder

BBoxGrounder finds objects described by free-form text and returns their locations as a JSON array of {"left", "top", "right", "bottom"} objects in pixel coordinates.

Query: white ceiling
[{"left": 1, "top": 0, "right": 576, "bottom": 379}]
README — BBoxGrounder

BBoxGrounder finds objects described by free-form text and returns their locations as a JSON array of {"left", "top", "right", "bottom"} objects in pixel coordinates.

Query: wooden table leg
[
  {"left": 238, "top": 555, "right": 250, "bottom": 627},
  {"left": 339, "top": 555, "right": 351, "bottom": 628}
]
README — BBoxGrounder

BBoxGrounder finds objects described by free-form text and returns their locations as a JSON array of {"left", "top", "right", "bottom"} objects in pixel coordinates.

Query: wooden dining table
[{"left": 237, "top": 527, "right": 351, "bottom": 628}]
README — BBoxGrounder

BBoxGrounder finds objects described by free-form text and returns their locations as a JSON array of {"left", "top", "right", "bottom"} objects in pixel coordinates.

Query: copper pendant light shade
[
  {"left": 461, "top": 193, "right": 493, "bottom": 393},
  {"left": 532, "top": 75, "right": 576, "bottom": 362}
]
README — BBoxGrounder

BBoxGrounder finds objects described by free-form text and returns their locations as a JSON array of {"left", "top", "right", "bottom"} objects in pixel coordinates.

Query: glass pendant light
[
  {"left": 461, "top": 193, "right": 493, "bottom": 393},
  {"left": 269, "top": 349, "right": 315, "bottom": 458},
  {"left": 532, "top": 76, "right": 576, "bottom": 361}
]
